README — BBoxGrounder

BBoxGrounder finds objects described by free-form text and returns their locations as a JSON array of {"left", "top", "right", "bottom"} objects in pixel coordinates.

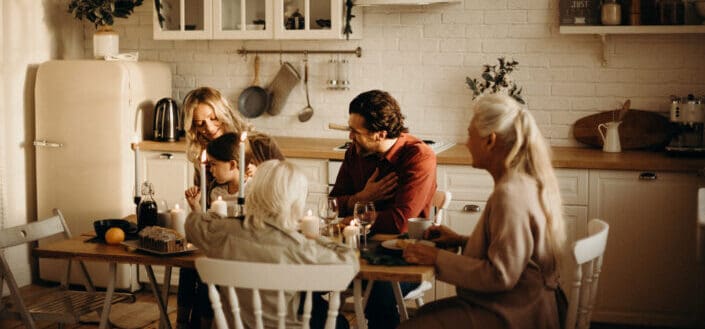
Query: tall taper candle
[
  {"left": 200, "top": 150, "right": 207, "bottom": 211},
  {"left": 131, "top": 137, "right": 140, "bottom": 206},
  {"left": 238, "top": 132, "right": 248, "bottom": 200}
]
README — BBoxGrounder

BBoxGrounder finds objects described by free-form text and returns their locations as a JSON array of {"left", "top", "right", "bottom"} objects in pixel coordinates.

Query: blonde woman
[
  {"left": 400, "top": 94, "right": 567, "bottom": 329},
  {"left": 180, "top": 87, "right": 284, "bottom": 329},
  {"left": 186, "top": 160, "right": 357, "bottom": 329}
]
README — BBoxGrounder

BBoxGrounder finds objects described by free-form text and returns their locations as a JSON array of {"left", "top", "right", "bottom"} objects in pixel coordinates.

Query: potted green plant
[
  {"left": 68, "top": 0, "right": 143, "bottom": 59},
  {"left": 466, "top": 57, "right": 525, "bottom": 104}
]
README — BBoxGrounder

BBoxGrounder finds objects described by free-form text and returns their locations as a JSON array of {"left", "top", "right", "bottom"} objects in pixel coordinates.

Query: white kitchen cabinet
[
  {"left": 588, "top": 169, "right": 705, "bottom": 328},
  {"left": 289, "top": 158, "right": 329, "bottom": 213},
  {"left": 141, "top": 150, "right": 194, "bottom": 210},
  {"left": 154, "top": 0, "right": 361, "bottom": 40},
  {"left": 153, "top": 0, "right": 213, "bottom": 40}
]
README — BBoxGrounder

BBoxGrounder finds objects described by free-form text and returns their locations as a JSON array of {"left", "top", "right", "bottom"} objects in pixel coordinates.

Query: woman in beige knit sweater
[{"left": 400, "top": 94, "right": 567, "bottom": 329}]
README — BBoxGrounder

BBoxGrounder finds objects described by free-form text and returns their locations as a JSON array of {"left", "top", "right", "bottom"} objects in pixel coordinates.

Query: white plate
[
  {"left": 122, "top": 240, "right": 198, "bottom": 256},
  {"left": 381, "top": 239, "right": 435, "bottom": 250}
]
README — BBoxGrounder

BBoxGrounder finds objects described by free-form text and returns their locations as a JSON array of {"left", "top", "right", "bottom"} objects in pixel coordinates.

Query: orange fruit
[{"left": 105, "top": 227, "right": 125, "bottom": 245}]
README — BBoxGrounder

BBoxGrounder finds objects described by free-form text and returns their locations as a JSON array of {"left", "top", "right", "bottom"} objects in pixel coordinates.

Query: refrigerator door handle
[{"left": 33, "top": 140, "right": 63, "bottom": 148}]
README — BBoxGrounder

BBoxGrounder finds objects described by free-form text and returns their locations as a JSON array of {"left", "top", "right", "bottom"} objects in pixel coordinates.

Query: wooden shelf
[
  {"left": 559, "top": 25, "right": 705, "bottom": 34},
  {"left": 559, "top": 25, "right": 705, "bottom": 66}
]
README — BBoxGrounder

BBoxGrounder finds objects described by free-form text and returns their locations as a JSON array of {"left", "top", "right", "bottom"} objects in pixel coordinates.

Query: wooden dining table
[{"left": 33, "top": 234, "right": 435, "bottom": 329}]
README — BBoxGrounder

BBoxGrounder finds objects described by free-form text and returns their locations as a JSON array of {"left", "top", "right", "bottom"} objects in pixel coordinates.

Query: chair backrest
[
  {"left": 431, "top": 190, "right": 452, "bottom": 225},
  {"left": 0, "top": 209, "right": 72, "bottom": 249},
  {"left": 565, "top": 219, "right": 609, "bottom": 329},
  {"left": 195, "top": 257, "right": 358, "bottom": 329},
  {"left": 0, "top": 209, "right": 94, "bottom": 329}
]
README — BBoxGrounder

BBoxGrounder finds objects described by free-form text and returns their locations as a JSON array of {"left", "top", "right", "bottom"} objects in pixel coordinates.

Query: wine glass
[
  {"left": 354, "top": 202, "right": 376, "bottom": 251},
  {"left": 318, "top": 196, "right": 339, "bottom": 237},
  {"left": 364, "top": 202, "right": 376, "bottom": 233}
]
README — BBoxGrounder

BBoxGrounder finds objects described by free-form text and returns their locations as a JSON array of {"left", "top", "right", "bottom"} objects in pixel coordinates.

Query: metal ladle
[{"left": 298, "top": 55, "right": 314, "bottom": 122}]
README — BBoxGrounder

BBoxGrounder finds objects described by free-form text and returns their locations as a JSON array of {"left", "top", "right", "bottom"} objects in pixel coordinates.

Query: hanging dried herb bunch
[
  {"left": 466, "top": 57, "right": 524, "bottom": 104},
  {"left": 68, "top": 0, "right": 144, "bottom": 29},
  {"left": 344, "top": 0, "right": 355, "bottom": 40}
]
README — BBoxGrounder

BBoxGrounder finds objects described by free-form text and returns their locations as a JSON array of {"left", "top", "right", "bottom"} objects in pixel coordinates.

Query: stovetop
[{"left": 333, "top": 139, "right": 455, "bottom": 155}]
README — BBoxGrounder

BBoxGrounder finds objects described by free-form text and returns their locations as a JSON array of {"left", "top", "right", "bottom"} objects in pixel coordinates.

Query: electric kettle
[{"left": 153, "top": 98, "right": 181, "bottom": 142}]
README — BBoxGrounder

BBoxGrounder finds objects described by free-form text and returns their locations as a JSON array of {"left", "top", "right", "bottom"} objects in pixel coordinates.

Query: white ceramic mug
[
  {"left": 598, "top": 121, "right": 622, "bottom": 153},
  {"left": 407, "top": 218, "right": 432, "bottom": 239}
]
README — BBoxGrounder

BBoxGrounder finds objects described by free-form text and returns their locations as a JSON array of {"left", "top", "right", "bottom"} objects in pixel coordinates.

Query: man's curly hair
[{"left": 348, "top": 90, "right": 408, "bottom": 138}]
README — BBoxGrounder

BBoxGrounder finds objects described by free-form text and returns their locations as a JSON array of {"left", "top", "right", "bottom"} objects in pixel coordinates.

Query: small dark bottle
[{"left": 137, "top": 181, "right": 158, "bottom": 231}]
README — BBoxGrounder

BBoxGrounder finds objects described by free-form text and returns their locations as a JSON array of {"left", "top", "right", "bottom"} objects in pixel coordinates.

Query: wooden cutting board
[{"left": 573, "top": 109, "right": 675, "bottom": 150}]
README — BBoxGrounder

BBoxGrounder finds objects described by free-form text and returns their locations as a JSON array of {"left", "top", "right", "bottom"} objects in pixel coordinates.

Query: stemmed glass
[
  {"left": 318, "top": 197, "right": 340, "bottom": 237},
  {"left": 354, "top": 202, "right": 376, "bottom": 251}
]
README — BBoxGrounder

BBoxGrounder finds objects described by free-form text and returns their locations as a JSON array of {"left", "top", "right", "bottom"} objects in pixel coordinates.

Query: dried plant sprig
[{"left": 466, "top": 57, "right": 525, "bottom": 104}]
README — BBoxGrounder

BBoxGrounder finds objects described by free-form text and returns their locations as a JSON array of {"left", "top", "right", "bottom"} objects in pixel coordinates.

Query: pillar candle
[
  {"left": 343, "top": 222, "right": 359, "bottom": 249},
  {"left": 211, "top": 196, "right": 227, "bottom": 217},
  {"left": 200, "top": 150, "right": 207, "bottom": 211},
  {"left": 301, "top": 209, "right": 319, "bottom": 239},
  {"left": 238, "top": 132, "right": 248, "bottom": 199},
  {"left": 169, "top": 203, "right": 187, "bottom": 236}
]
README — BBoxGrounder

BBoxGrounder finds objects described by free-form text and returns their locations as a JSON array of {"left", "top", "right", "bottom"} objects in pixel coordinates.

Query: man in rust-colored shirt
[
  {"left": 329, "top": 89, "right": 437, "bottom": 329},
  {"left": 330, "top": 90, "right": 437, "bottom": 234}
]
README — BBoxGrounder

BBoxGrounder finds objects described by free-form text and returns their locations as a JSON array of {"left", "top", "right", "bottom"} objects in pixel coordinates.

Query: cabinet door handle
[
  {"left": 639, "top": 172, "right": 657, "bottom": 180},
  {"left": 463, "top": 204, "right": 482, "bottom": 213},
  {"left": 33, "top": 140, "right": 63, "bottom": 148},
  {"left": 159, "top": 153, "right": 173, "bottom": 159}
]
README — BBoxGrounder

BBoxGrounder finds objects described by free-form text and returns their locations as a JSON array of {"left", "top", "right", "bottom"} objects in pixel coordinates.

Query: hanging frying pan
[{"left": 238, "top": 54, "right": 270, "bottom": 118}]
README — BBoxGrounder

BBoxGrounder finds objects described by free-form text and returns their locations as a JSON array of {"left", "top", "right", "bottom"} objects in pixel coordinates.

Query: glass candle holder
[
  {"left": 337, "top": 59, "right": 350, "bottom": 90},
  {"left": 326, "top": 58, "right": 338, "bottom": 89}
]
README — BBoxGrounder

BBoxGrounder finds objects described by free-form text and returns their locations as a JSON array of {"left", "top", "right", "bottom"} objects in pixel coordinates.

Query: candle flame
[
  {"left": 201, "top": 150, "right": 207, "bottom": 163},
  {"left": 217, "top": 196, "right": 223, "bottom": 201},
  {"left": 240, "top": 131, "right": 248, "bottom": 142},
  {"left": 174, "top": 203, "right": 181, "bottom": 210},
  {"left": 306, "top": 209, "right": 313, "bottom": 216}
]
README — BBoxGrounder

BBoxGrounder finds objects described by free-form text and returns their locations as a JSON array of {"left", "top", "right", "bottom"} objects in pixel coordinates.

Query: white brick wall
[{"left": 88, "top": 0, "right": 705, "bottom": 146}]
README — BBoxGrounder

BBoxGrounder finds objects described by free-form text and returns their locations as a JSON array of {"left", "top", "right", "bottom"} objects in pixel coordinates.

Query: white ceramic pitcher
[{"left": 598, "top": 121, "right": 622, "bottom": 153}]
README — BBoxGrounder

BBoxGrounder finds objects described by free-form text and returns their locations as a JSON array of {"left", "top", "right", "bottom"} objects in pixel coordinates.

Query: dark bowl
[{"left": 93, "top": 219, "right": 137, "bottom": 241}]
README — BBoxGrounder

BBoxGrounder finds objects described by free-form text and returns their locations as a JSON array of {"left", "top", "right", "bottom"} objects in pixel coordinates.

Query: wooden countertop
[{"left": 138, "top": 137, "right": 705, "bottom": 173}]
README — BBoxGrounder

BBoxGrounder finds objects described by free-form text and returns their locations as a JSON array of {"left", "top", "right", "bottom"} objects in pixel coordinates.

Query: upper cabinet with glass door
[
  {"left": 153, "top": 0, "right": 213, "bottom": 40},
  {"left": 154, "top": 0, "right": 361, "bottom": 39},
  {"left": 214, "top": 0, "right": 274, "bottom": 39},
  {"left": 273, "top": 0, "right": 352, "bottom": 39}
]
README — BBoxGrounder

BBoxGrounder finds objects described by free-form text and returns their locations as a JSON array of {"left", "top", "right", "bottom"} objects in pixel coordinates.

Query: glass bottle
[
  {"left": 137, "top": 181, "right": 158, "bottom": 231},
  {"left": 602, "top": 0, "right": 622, "bottom": 25}
]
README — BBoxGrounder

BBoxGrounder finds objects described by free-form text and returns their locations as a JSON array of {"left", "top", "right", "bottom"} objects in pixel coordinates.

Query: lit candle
[
  {"left": 301, "top": 209, "right": 320, "bottom": 239},
  {"left": 210, "top": 196, "right": 227, "bottom": 217},
  {"left": 200, "top": 150, "right": 207, "bottom": 211},
  {"left": 169, "top": 203, "right": 187, "bottom": 236},
  {"left": 343, "top": 221, "right": 359, "bottom": 249},
  {"left": 238, "top": 132, "right": 248, "bottom": 200},
  {"left": 131, "top": 136, "right": 140, "bottom": 200}
]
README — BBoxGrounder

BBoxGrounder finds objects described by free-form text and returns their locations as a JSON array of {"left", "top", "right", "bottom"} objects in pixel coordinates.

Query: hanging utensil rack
[{"left": 233, "top": 46, "right": 362, "bottom": 58}]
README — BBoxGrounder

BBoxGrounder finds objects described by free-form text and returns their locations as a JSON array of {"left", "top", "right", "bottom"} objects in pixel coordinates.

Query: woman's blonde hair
[
  {"left": 471, "top": 94, "right": 566, "bottom": 258},
  {"left": 243, "top": 160, "right": 308, "bottom": 231},
  {"left": 182, "top": 87, "right": 251, "bottom": 165}
]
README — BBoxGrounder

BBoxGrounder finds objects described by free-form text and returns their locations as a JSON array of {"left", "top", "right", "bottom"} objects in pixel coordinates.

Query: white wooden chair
[
  {"left": 0, "top": 209, "right": 134, "bottom": 329},
  {"left": 565, "top": 218, "right": 610, "bottom": 329},
  {"left": 195, "top": 257, "right": 358, "bottom": 329},
  {"left": 401, "top": 190, "right": 453, "bottom": 311}
]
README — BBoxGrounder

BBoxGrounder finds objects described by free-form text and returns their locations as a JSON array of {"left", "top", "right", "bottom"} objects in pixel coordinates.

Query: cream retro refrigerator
[{"left": 34, "top": 60, "right": 171, "bottom": 290}]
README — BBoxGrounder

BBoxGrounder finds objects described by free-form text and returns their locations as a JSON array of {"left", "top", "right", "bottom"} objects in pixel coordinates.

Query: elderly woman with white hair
[
  {"left": 399, "top": 94, "right": 567, "bottom": 329},
  {"left": 186, "top": 159, "right": 357, "bottom": 329}
]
